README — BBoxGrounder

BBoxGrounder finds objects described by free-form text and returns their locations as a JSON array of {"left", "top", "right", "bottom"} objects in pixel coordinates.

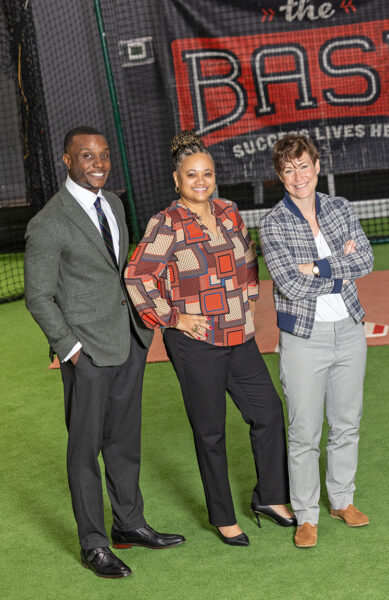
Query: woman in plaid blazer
[{"left": 259, "top": 135, "right": 374, "bottom": 548}]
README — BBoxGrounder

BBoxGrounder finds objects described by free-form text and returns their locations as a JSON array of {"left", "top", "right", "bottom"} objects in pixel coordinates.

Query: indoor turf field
[{"left": 1, "top": 246, "right": 389, "bottom": 600}]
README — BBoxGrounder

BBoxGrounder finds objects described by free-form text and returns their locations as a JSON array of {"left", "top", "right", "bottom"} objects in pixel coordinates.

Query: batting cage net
[{"left": 0, "top": 0, "right": 388, "bottom": 303}]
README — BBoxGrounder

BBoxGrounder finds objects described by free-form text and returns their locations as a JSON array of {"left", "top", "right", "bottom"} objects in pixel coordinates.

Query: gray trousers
[
  {"left": 60, "top": 334, "right": 148, "bottom": 549},
  {"left": 279, "top": 317, "right": 367, "bottom": 525}
]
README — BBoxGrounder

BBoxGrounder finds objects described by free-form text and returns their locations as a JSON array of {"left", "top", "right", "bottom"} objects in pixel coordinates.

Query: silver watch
[{"left": 312, "top": 263, "right": 320, "bottom": 277}]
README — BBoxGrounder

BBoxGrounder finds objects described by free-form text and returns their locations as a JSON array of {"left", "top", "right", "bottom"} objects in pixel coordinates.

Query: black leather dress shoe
[
  {"left": 111, "top": 524, "right": 185, "bottom": 549},
  {"left": 217, "top": 529, "right": 250, "bottom": 546},
  {"left": 251, "top": 503, "right": 297, "bottom": 528},
  {"left": 80, "top": 547, "right": 132, "bottom": 578}
]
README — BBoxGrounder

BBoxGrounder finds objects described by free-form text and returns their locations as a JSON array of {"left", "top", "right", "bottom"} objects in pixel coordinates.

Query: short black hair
[{"left": 63, "top": 126, "right": 104, "bottom": 153}]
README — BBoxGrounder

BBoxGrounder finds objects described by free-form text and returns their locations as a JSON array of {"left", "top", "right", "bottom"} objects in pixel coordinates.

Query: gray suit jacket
[{"left": 24, "top": 184, "right": 153, "bottom": 366}]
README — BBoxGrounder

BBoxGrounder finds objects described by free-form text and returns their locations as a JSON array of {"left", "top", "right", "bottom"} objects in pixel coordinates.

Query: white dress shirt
[{"left": 63, "top": 176, "right": 120, "bottom": 361}]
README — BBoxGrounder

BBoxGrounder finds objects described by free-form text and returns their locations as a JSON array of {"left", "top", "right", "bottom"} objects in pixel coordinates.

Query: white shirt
[
  {"left": 65, "top": 175, "right": 120, "bottom": 260},
  {"left": 314, "top": 230, "right": 349, "bottom": 322},
  {"left": 63, "top": 176, "right": 120, "bottom": 361}
]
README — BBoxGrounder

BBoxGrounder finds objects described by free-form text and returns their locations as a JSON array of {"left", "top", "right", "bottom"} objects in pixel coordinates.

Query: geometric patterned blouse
[{"left": 124, "top": 198, "right": 259, "bottom": 347}]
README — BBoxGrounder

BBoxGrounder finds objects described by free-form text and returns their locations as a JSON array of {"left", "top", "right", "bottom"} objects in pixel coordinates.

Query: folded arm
[
  {"left": 259, "top": 217, "right": 342, "bottom": 301},
  {"left": 315, "top": 202, "right": 374, "bottom": 279}
]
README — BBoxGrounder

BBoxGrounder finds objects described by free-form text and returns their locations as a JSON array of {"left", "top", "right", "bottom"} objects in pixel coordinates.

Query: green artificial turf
[
  {"left": 1, "top": 299, "right": 389, "bottom": 599},
  {"left": 0, "top": 252, "right": 24, "bottom": 301}
]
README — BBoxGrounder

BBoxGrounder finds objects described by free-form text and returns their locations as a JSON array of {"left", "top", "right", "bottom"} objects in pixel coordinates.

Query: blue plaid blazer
[{"left": 258, "top": 192, "right": 374, "bottom": 338}]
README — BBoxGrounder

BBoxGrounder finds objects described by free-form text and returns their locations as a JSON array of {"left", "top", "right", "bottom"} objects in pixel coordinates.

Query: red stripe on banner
[{"left": 171, "top": 19, "right": 389, "bottom": 145}]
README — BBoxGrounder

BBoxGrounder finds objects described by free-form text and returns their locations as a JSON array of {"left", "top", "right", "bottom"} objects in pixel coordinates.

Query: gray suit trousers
[
  {"left": 279, "top": 317, "right": 367, "bottom": 525},
  {"left": 60, "top": 334, "right": 148, "bottom": 549}
]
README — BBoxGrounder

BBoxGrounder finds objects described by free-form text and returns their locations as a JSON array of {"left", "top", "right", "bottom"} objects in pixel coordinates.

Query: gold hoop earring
[{"left": 175, "top": 186, "right": 180, "bottom": 194}]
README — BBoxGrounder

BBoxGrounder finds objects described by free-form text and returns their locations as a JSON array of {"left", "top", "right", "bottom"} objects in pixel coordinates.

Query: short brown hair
[{"left": 273, "top": 134, "right": 319, "bottom": 174}]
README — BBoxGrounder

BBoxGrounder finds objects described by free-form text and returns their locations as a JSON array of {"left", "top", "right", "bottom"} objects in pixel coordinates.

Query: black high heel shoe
[
  {"left": 251, "top": 504, "right": 297, "bottom": 528},
  {"left": 217, "top": 528, "right": 250, "bottom": 546}
]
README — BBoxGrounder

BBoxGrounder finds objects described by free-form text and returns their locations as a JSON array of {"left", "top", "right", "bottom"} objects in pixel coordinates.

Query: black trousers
[
  {"left": 60, "top": 334, "right": 148, "bottom": 549},
  {"left": 163, "top": 329, "right": 290, "bottom": 526}
]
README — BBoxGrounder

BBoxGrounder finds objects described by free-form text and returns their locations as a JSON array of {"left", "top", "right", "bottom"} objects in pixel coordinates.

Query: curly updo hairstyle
[{"left": 170, "top": 130, "right": 214, "bottom": 172}]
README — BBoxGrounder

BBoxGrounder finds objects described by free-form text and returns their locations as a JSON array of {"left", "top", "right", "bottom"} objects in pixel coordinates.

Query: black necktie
[{"left": 94, "top": 197, "right": 119, "bottom": 270}]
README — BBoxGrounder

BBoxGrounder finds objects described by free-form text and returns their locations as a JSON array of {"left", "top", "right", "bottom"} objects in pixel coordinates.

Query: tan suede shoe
[
  {"left": 294, "top": 523, "right": 318, "bottom": 548},
  {"left": 330, "top": 504, "right": 369, "bottom": 527}
]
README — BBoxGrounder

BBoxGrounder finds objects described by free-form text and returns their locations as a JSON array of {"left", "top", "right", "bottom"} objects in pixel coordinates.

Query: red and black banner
[
  {"left": 98, "top": 0, "right": 389, "bottom": 228},
  {"left": 161, "top": 0, "right": 389, "bottom": 182}
]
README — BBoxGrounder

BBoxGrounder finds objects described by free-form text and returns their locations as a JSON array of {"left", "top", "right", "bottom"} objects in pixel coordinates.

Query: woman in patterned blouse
[{"left": 125, "top": 131, "right": 295, "bottom": 545}]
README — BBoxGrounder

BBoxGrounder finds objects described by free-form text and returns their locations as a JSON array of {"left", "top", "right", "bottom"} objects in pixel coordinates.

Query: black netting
[
  {"left": 0, "top": 0, "right": 57, "bottom": 302},
  {"left": 1, "top": 0, "right": 388, "bottom": 303},
  {"left": 0, "top": 3, "right": 26, "bottom": 302}
]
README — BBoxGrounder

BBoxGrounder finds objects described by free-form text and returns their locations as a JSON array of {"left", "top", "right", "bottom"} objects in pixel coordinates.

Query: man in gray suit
[{"left": 24, "top": 126, "right": 185, "bottom": 578}]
